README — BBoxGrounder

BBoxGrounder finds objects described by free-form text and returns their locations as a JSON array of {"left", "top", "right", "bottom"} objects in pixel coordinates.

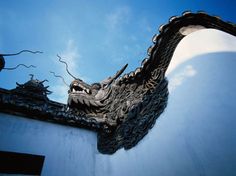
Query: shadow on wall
[
  {"left": 168, "top": 51, "right": 236, "bottom": 103},
  {"left": 95, "top": 51, "right": 236, "bottom": 176},
  {"left": 98, "top": 51, "right": 236, "bottom": 155},
  {"left": 98, "top": 78, "right": 169, "bottom": 154},
  {"left": 163, "top": 51, "right": 236, "bottom": 176}
]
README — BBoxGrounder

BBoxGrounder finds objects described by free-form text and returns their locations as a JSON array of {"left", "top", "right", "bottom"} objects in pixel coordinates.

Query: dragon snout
[{"left": 69, "top": 82, "right": 91, "bottom": 94}]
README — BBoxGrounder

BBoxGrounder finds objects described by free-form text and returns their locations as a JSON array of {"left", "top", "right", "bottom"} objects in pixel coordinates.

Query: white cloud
[
  {"left": 139, "top": 17, "right": 152, "bottom": 32},
  {"left": 169, "top": 65, "right": 197, "bottom": 93},
  {"left": 101, "top": 6, "right": 134, "bottom": 64},
  {"left": 60, "top": 39, "right": 81, "bottom": 77},
  {"left": 106, "top": 6, "right": 131, "bottom": 30},
  {"left": 50, "top": 84, "right": 69, "bottom": 103},
  {"left": 166, "top": 29, "right": 236, "bottom": 75}
]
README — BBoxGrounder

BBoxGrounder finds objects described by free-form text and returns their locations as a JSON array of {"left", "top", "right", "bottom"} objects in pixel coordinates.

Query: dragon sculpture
[{"left": 61, "top": 11, "right": 236, "bottom": 154}]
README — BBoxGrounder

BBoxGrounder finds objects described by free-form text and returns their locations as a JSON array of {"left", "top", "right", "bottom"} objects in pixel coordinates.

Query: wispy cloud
[
  {"left": 103, "top": 6, "right": 149, "bottom": 64},
  {"left": 105, "top": 6, "right": 131, "bottom": 30},
  {"left": 60, "top": 39, "right": 81, "bottom": 78},
  {"left": 101, "top": 6, "right": 132, "bottom": 64},
  {"left": 169, "top": 65, "right": 197, "bottom": 93},
  {"left": 139, "top": 17, "right": 152, "bottom": 32},
  {"left": 50, "top": 84, "right": 69, "bottom": 103}
]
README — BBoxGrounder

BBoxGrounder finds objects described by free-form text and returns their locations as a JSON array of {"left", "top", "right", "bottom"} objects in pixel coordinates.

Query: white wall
[
  {"left": 0, "top": 30, "right": 236, "bottom": 176},
  {"left": 95, "top": 30, "right": 236, "bottom": 176},
  {"left": 0, "top": 113, "right": 97, "bottom": 176}
]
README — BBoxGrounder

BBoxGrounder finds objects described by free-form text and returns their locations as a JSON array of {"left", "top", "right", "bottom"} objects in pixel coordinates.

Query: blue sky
[{"left": 0, "top": 0, "right": 236, "bottom": 103}]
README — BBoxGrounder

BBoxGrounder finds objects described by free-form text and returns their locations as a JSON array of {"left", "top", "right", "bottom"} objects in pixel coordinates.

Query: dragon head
[
  {"left": 67, "top": 78, "right": 112, "bottom": 115},
  {"left": 69, "top": 79, "right": 92, "bottom": 95},
  {"left": 66, "top": 63, "right": 128, "bottom": 115}
]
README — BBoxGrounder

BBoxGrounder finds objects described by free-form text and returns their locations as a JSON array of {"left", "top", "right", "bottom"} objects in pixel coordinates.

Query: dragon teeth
[{"left": 86, "top": 89, "right": 91, "bottom": 94}]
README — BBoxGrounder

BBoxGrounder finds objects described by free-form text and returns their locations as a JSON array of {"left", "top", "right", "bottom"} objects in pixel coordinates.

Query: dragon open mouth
[
  {"left": 69, "top": 80, "right": 91, "bottom": 95},
  {"left": 68, "top": 79, "right": 107, "bottom": 113}
]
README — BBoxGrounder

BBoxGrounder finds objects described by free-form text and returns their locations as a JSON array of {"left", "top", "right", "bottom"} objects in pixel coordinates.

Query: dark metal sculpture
[
  {"left": 0, "top": 79, "right": 101, "bottom": 132},
  {"left": 0, "top": 12, "right": 235, "bottom": 154},
  {"left": 66, "top": 12, "right": 236, "bottom": 153},
  {"left": 14, "top": 74, "right": 52, "bottom": 100},
  {"left": 0, "top": 55, "right": 5, "bottom": 71}
]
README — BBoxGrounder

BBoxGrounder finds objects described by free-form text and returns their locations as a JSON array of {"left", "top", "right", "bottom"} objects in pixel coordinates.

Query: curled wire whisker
[
  {"left": 57, "top": 54, "right": 77, "bottom": 80},
  {"left": 1, "top": 50, "right": 43, "bottom": 56},
  {"left": 4, "top": 64, "right": 36, "bottom": 70},
  {"left": 50, "top": 71, "right": 69, "bottom": 87}
]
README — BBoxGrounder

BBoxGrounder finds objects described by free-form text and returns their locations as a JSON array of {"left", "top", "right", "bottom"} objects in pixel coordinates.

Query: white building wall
[
  {"left": 0, "top": 113, "right": 97, "bottom": 176},
  {"left": 0, "top": 30, "right": 235, "bottom": 176},
  {"left": 95, "top": 30, "right": 236, "bottom": 176}
]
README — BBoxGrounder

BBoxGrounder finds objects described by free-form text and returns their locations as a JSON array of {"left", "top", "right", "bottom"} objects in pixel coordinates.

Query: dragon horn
[{"left": 103, "top": 64, "right": 128, "bottom": 88}]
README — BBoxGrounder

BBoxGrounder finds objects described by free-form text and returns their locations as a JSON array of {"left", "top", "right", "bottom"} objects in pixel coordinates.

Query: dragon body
[{"left": 66, "top": 11, "right": 236, "bottom": 154}]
